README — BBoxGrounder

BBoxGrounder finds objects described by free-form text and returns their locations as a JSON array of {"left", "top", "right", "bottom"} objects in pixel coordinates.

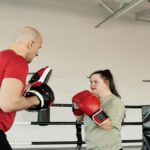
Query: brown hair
[{"left": 89, "top": 69, "right": 121, "bottom": 98}]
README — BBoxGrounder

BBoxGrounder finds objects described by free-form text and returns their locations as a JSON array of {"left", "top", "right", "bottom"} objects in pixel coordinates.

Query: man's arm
[{"left": 0, "top": 78, "right": 40, "bottom": 112}]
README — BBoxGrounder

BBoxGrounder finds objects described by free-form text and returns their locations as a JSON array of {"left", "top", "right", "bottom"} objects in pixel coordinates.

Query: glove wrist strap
[{"left": 92, "top": 109, "right": 108, "bottom": 125}]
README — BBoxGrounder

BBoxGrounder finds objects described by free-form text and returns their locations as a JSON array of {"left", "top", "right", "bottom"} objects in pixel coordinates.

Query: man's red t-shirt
[{"left": 0, "top": 49, "right": 28, "bottom": 132}]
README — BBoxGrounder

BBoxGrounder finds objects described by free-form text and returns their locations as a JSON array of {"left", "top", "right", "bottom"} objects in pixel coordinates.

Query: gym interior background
[{"left": 0, "top": 0, "right": 150, "bottom": 149}]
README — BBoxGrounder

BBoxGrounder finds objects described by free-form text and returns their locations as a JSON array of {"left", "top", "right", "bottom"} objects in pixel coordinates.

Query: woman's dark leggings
[{"left": 0, "top": 130, "right": 12, "bottom": 150}]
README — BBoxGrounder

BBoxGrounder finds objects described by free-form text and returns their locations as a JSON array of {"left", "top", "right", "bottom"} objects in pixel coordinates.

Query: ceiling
[{"left": 95, "top": 0, "right": 150, "bottom": 27}]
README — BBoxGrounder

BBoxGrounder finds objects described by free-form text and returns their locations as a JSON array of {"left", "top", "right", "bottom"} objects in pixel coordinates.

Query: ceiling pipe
[
  {"left": 99, "top": 0, "right": 115, "bottom": 14},
  {"left": 95, "top": 0, "right": 145, "bottom": 28}
]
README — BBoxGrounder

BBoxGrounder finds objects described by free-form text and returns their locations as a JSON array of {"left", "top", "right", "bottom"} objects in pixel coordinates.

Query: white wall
[{"left": 0, "top": 0, "right": 150, "bottom": 148}]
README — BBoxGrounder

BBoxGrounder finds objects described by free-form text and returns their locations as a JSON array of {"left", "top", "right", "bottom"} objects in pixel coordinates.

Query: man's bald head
[
  {"left": 12, "top": 26, "right": 42, "bottom": 44},
  {"left": 9, "top": 26, "right": 43, "bottom": 63}
]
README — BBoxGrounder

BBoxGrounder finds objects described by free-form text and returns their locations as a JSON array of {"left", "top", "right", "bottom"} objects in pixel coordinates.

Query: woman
[{"left": 72, "top": 69, "right": 125, "bottom": 150}]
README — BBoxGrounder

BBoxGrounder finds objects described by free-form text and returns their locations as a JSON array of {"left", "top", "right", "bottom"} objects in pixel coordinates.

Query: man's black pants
[{"left": 0, "top": 130, "right": 12, "bottom": 150}]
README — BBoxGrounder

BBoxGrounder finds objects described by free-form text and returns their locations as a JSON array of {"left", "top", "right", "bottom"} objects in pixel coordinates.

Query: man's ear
[{"left": 28, "top": 40, "right": 34, "bottom": 49}]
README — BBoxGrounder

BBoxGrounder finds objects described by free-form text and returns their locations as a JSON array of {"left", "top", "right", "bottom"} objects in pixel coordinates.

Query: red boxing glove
[
  {"left": 72, "top": 90, "right": 108, "bottom": 126},
  {"left": 72, "top": 92, "right": 84, "bottom": 116}
]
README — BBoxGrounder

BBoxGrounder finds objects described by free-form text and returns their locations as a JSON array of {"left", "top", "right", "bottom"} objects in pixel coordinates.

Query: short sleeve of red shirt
[{"left": 4, "top": 54, "right": 28, "bottom": 85}]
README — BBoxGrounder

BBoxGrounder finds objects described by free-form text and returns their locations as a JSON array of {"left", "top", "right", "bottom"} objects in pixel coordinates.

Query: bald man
[{"left": 0, "top": 26, "right": 43, "bottom": 149}]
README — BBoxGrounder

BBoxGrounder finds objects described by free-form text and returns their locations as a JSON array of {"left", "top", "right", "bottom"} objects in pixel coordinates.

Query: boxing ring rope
[{"left": 12, "top": 103, "right": 144, "bottom": 148}]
